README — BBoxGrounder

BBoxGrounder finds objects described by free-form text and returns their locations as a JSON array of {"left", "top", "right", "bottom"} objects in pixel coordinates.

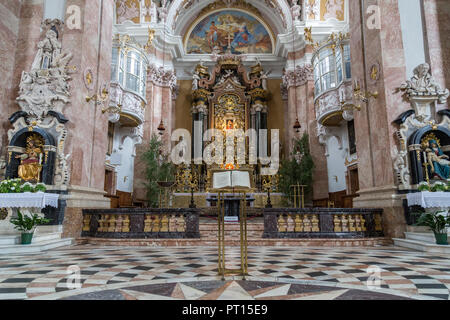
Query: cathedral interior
[{"left": 0, "top": 0, "right": 449, "bottom": 302}]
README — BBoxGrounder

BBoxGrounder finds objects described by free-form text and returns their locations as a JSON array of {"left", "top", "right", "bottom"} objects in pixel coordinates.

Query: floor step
[
  {"left": 0, "top": 232, "right": 62, "bottom": 245},
  {"left": 79, "top": 237, "right": 392, "bottom": 247},
  {"left": 404, "top": 232, "right": 447, "bottom": 244},
  {"left": 393, "top": 238, "right": 450, "bottom": 254},
  {"left": 0, "top": 238, "right": 74, "bottom": 255}
]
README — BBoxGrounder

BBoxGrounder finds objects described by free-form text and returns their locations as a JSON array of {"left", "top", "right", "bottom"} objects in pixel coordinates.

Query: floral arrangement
[
  {"left": 0, "top": 179, "right": 47, "bottom": 194},
  {"left": 431, "top": 181, "right": 447, "bottom": 192},
  {"left": 418, "top": 181, "right": 431, "bottom": 192},
  {"left": 418, "top": 180, "right": 450, "bottom": 192}
]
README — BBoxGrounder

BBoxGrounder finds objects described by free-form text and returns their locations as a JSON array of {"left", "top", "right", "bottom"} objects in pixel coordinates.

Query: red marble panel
[{"left": 423, "top": 0, "right": 450, "bottom": 111}]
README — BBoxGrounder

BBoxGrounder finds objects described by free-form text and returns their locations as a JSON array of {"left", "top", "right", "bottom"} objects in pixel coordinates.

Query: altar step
[
  {"left": 0, "top": 227, "right": 74, "bottom": 255},
  {"left": 199, "top": 221, "right": 264, "bottom": 240},
  {"left": 78, "top": 237, "right": 391, "bottom": 247},
  {"left": 0, "top": 237, "right": 74, "bottom": 255},
  {"left": 393, "top": 232, "right": 450, "bottom": 254}
]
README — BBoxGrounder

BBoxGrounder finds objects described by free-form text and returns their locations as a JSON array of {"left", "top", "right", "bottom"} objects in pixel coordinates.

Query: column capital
[{"left": 282, "top": 64, "right": 313, "bottom": 89}]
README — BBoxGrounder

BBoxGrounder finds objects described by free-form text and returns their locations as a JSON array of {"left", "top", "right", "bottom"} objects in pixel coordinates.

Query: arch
[
  {"left": 184, "top": 9, "right": 275, "bottom": 55},
  {"left": 6, "top": 127, "right": 57, "bottom": 185},
  {"left": 9, "top": 127, "right": 56, "bottom": 148},
  {"left": 167, "top": 0, "right": 292, "bottom": 38}
]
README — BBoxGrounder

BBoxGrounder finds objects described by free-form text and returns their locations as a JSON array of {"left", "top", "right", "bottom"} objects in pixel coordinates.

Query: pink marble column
[
  {"left": 61, "top": 0, "right": 114, "bottom": 191},
  {"left": 133, "top": 80, "right": 174, "bottom": 201},
  {"left": 284, "top": 64, "right": 329, "bottom": 201},
  {"left": 60, "top": 0, "right": 114, "bottom": 238},
  {"left": 0, "top": 0, "right": 44, "bottom": 153},
  {"left": 422, "top": 0, "right": 450, "bottom": 111},
  {"left": 350, "top": 0, "right": 410, "bottom": 238}
]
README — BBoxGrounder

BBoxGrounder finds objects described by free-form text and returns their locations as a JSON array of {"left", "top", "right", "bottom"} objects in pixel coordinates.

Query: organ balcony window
[
  {"left": 111, "top": 46, "right": 148, "bottom": 99},
  {"left": 313, "top": 42, "right": 352, "bottom": 97}
]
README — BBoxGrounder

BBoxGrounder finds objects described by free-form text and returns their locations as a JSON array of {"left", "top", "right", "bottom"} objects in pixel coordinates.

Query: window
[
  {"left": 313, "top": 57, "right": 321, "bottom": 96},
  {"left": 107, "top": 122, "right": 115, "bottom": 156},
  {"left": 110, "top": 47, "right": 148, "bottom": 99},
  {"left": 343, "top": 44, "right": 351, "bottom": 79},
  {"left": 313, "top": 41, "right": 352, "bottom": 97},
  {"left": 319, "top": 48, "right": 336, "bottom": 92},
  {"left": 348, "top": 120, "right": 357, "bottom": 155},
  {"left": 336, "top": 47, "right": 343, "bottom": 83},
  {"left": 111, "top": 47, "right": 118, "bottom": 82}
]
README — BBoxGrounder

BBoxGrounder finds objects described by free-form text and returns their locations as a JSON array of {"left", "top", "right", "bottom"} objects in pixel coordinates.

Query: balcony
[
  {"left": 315, "top": 80, "right": 354, "bottom": 126},
  {"left": 109, "top": 82, "right": 145, "bottom": 127}
]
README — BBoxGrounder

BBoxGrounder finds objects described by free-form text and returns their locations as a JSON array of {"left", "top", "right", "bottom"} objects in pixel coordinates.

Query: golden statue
[{"left": 15, "top": 135, "right": 44, "bottom": 182}]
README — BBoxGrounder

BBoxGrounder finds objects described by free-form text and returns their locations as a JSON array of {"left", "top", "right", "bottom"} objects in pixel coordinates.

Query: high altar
[{"left": 173, "top": 53, "right": 276, "bottom": 208}]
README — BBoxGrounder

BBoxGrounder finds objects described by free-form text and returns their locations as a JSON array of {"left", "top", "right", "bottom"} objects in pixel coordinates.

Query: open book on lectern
[{"left": 212, "top": 171, "right": 251, "bottom": 190}]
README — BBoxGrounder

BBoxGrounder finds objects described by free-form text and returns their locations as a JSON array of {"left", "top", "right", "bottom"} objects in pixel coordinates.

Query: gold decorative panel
[
  {"left": 320, "top": 0, "right": 345, "bottom": 21},
  {"left": 116, "top": 0, "right": 141, "bottom": 24}
]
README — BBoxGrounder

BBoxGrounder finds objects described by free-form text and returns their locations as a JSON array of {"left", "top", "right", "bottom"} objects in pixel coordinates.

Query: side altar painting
[
  {"left": 394, "top": 63, "right": 450, "bottom": 190},
  {"left": 186, "top": 10, "right": 273, "bottom": 55}
]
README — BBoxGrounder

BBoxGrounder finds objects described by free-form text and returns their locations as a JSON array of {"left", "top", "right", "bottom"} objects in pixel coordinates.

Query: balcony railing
[
  {"left": 315, "top": 80, "right": 354, "bottom": 126},
  {"left": 109, "top": 82, "right": 146, "bottom": 127}
]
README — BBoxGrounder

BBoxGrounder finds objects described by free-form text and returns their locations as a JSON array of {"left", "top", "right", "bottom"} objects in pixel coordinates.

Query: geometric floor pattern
[{"left": 0, "top": 245, "right": 449, "bottom": 300}]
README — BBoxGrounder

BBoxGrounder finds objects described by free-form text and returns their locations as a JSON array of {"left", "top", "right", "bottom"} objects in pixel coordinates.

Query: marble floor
[{"left": 0, "top": 245, "right": 449, "bottom": 300}]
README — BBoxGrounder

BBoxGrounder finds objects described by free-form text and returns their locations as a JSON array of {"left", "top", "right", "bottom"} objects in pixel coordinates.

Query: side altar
[{"left": 0, "top": 19, "right": 73, "bottom": 232}]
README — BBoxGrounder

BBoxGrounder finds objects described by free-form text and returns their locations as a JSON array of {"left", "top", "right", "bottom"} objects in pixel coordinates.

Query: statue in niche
[
  {"left": 259, "top": 69, "right": 272, "bottom": 91},
  {"left": 15, "top": 135, "right": 44, "bottom": 182},
  {"left": 426, "top": 140, "right": 450, "bottom": 180},
  {"left": 31, "top": 29, "right": 61, "bottom": 71},
  {"left": 192, "top": 70, "right": 200, "bottom": 91},
  {"left": 291, "top": 0, "right": 302, "bottom": 21}
]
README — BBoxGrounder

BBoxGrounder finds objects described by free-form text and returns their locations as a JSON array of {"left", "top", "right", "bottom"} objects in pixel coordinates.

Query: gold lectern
[{"left": 216, "top": 189, "right": 249, "bottom": 280}]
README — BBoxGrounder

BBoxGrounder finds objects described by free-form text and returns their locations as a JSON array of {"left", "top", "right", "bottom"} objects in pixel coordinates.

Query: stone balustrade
[
  {"left": 263, "top": 208, "right": 384, "bottom": 239},
  {"left": 109, "top": 82, "right": 146, "bottom": 125},
  {"left": 315, "top": 80, "right": 354, "bottom": 125},
  {"left": 81, "top": 208, "right": 200, "bottom": 239}
]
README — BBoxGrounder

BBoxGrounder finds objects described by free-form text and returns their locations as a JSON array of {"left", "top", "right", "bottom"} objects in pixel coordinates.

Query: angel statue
[
  {"left": 291, "top": 0, "right": 302, "bottom": 21},
  {"left": 192, "top": 70, "right": 200, "bottom": 91},
  {"left": 426, "top": 140, "right": 450, "bottom": 180},
  {"left": 260, "top": 70, "right": 272, "bottom": 91},
  {"left": 15, "top": 135, "right": 44, "bottom": 182}
]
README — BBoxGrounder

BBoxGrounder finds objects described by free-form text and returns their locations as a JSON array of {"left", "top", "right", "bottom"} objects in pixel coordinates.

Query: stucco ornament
[
  {"left": 290, "top": 0, "right": 302, "bottom": 21},
  {"left": 401, "top": 63, "right": 449, "bottom": 104},
  {"left": 393, "top": 63, "right": 450, "bottom": 190},
  {"left": 17, "top": 23, "right": 74, "bottom": 121},
  {"left": 9, "top": 19, "right": 73, "bottom": 187}
]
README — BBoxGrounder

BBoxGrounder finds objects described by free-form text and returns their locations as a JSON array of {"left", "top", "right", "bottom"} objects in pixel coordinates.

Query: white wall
[
  {"left": 44, "top": 0, "right": 67, "bottom": 21},
  {"left": 398, "top": 0, "right": 426, "bottom": 78},
  {"left": 325, "top": 123, "right": 349, "bottom": 193},
  {"left": 110, "top": 125, "right": 138, "bottom": 193}
]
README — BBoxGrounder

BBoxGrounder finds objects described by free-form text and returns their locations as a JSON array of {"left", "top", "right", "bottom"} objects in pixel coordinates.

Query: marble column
[
  {"left": 0, "top": 0, "right": 44, "bottom": 155},
  {"left": 60, "top": 0, "right": 114, "bottom": 238},
  {"left": 422, "top": 0, "right": 450, "bottom": 112},
  {"left": 133, "top": 78, "right": 174, "bottom": 201},
  {"left": 349, "top": 0, "right": 410, "bottom": 238},
  {"left": 284, "top": 64, "right": 329, "bottom": 201}
]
